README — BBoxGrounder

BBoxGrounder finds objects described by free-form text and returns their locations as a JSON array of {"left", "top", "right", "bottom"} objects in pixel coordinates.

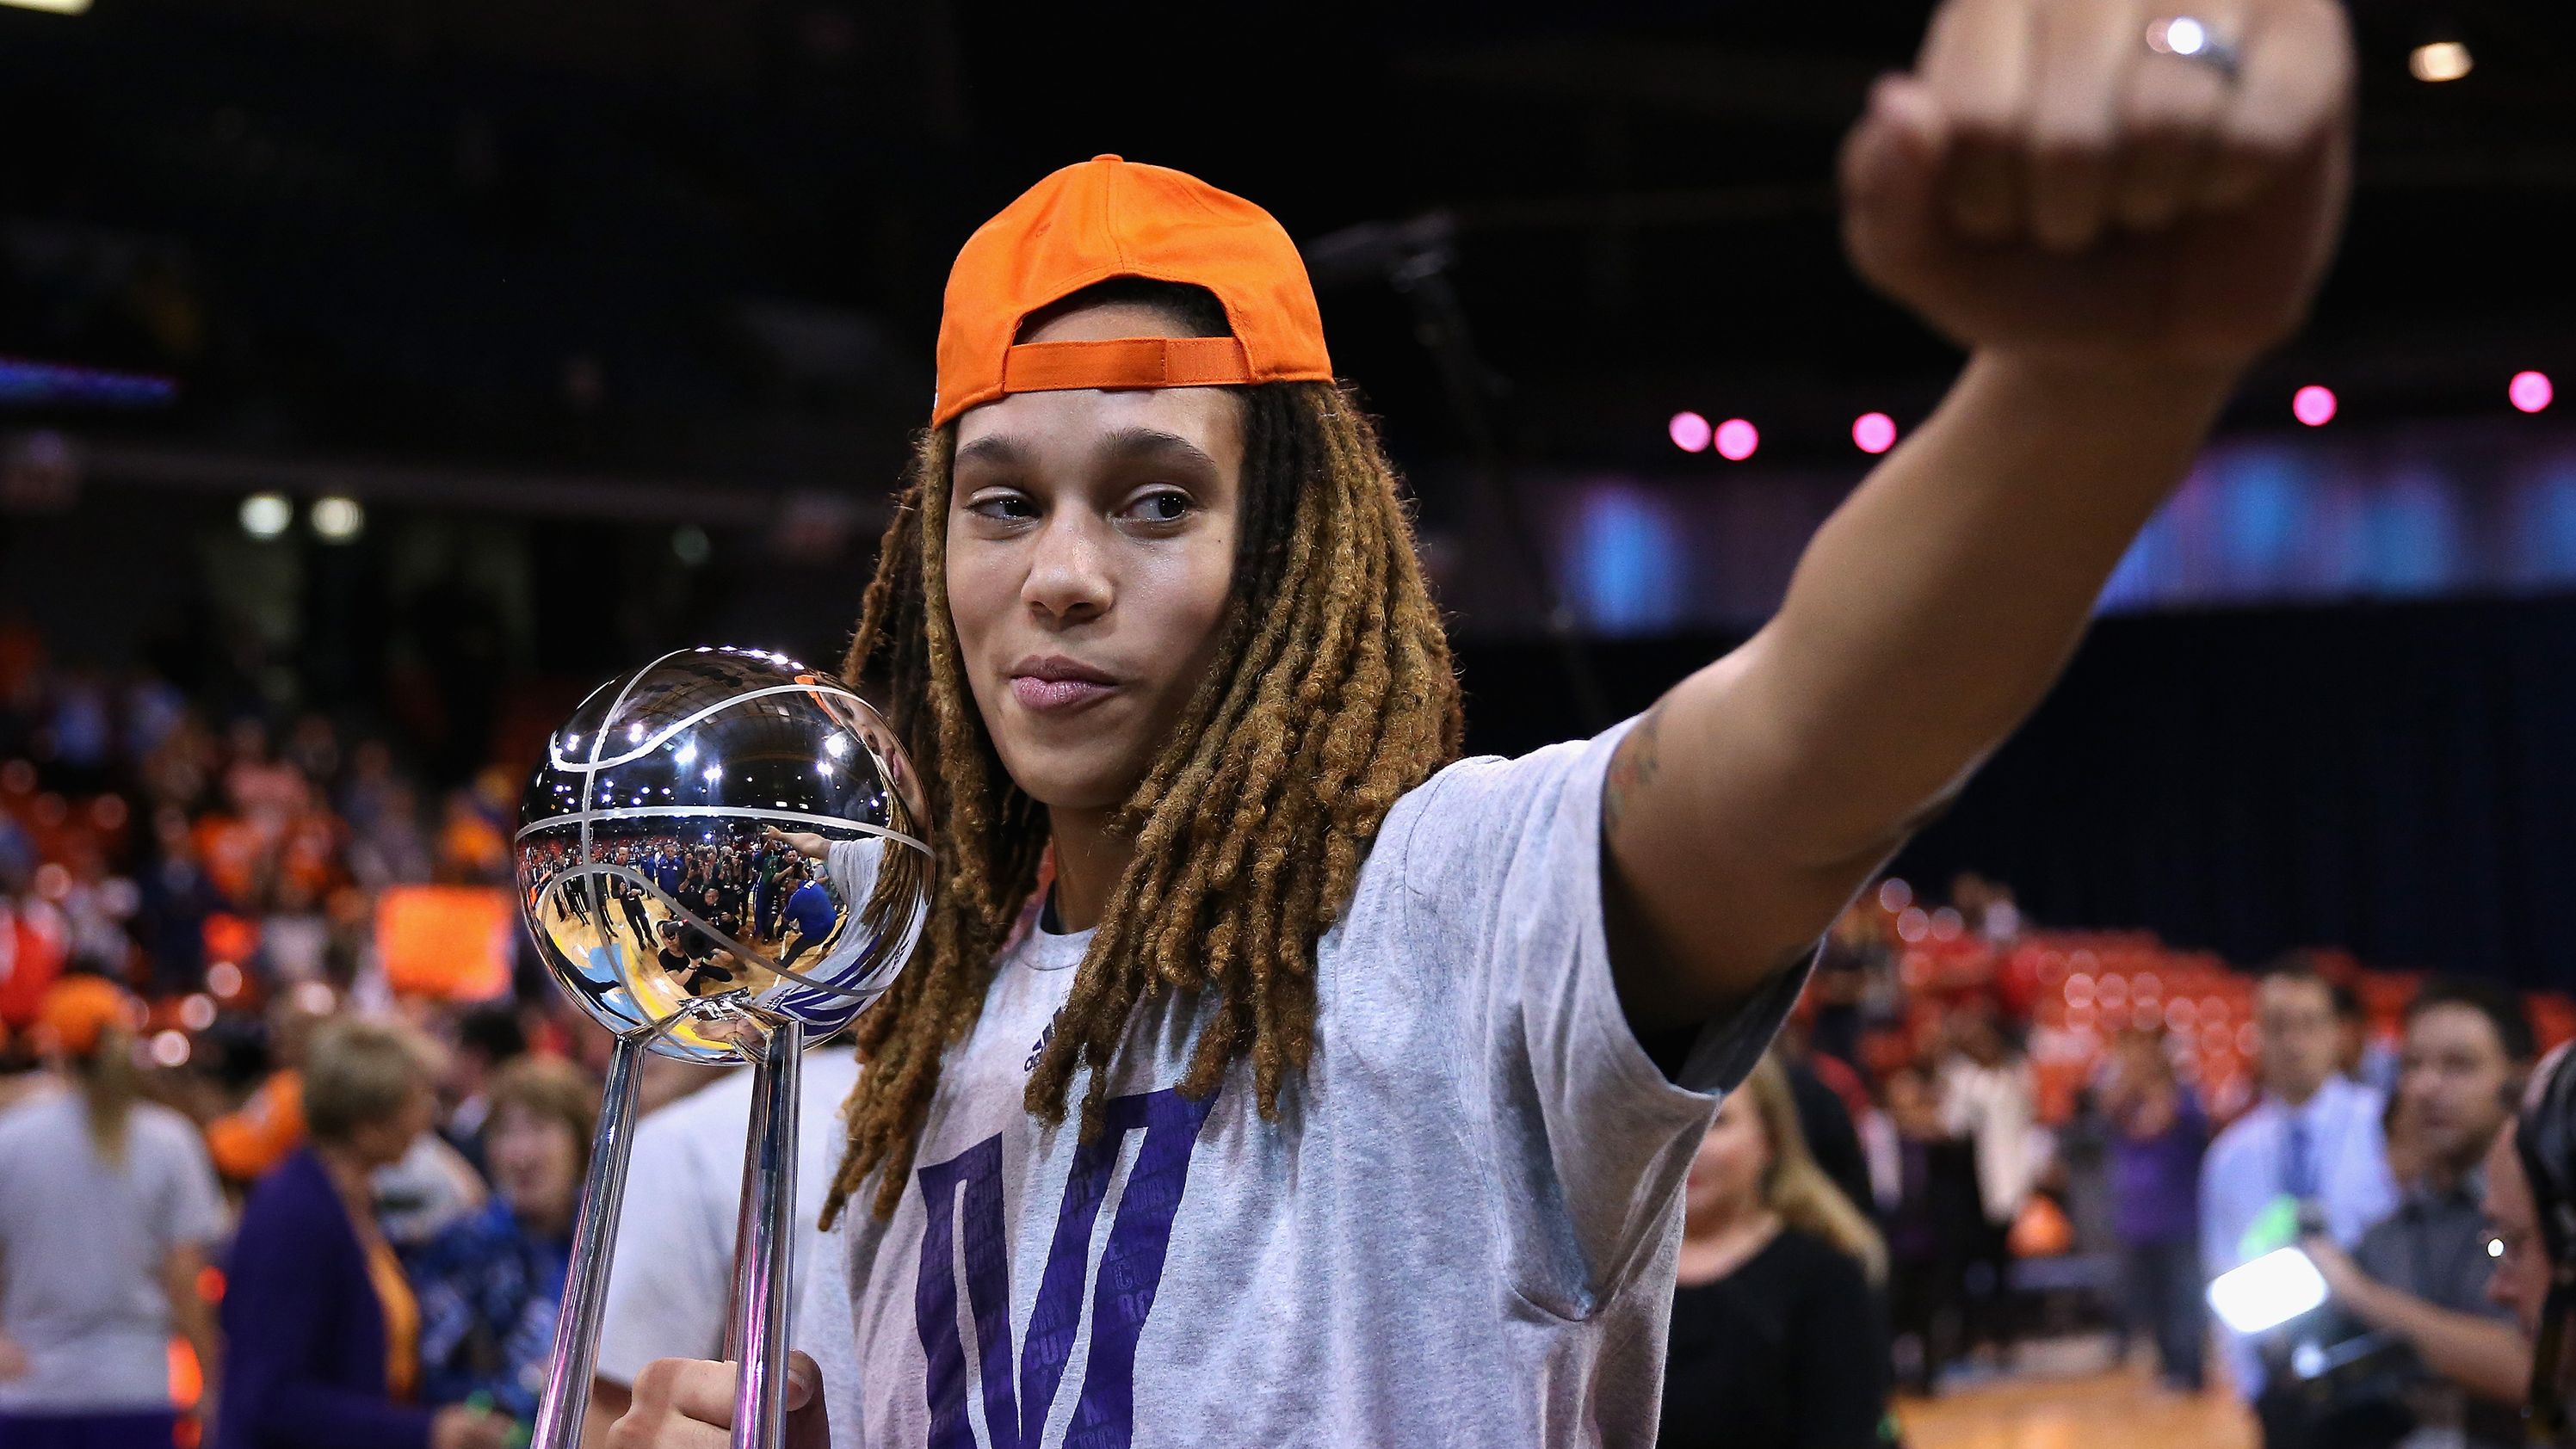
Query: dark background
[{"left": 4, "top": 0, "right": 2574, "bottom": 982}]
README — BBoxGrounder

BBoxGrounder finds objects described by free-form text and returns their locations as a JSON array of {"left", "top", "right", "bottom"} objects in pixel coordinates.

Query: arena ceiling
[{"left": 2, "top": 0, "right": 2568, "bottom": 498}]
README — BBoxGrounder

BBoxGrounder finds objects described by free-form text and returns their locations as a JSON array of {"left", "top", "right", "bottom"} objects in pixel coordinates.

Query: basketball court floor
[{"left": 1898, "top": 1367, "right": 2255, "bottom": 1449}]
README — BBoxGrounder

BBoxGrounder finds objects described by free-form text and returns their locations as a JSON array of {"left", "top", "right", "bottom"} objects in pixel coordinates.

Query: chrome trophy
[{"left": 515, "top": 646, "right": 931, "bottom": 1449}]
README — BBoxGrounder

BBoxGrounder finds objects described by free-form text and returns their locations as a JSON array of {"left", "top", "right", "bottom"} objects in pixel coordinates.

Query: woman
[
  {"left": 1660, "top": 1051, "right": 1893, "bottom": 1448},
  {"left": 2102, "top": 1029, "right": 2208, "bottom": 1391},
  {"left": 610, "top": 8, "right": 2356, "bottom": 1442},
  {"left": 413, "top": 1057, "right": 594, "bottom": 1425},
  {"left": 217, "top": 1016, "right": 509, "bottom": 1449},
  {"left": 0, "top": 975, "right": 225, "bottom": 1449}
]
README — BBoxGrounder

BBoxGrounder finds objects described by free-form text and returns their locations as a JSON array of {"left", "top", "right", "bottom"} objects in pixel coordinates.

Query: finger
[
  {"left": 1918, "top": 0, "right": 2035, "bottom": 240},
  {"left": 2024, "top": 0, "right": 2145, "bottom": 252},
  {"left": 2112, "top": 7, "right": 2239, "bottom": 230},
  {"left": 1841, "top": 74, "right": 1953, "bottom": 303},
  {"left": 785, "top": 1351, "right": 821, "bottom": 1414},
  {"left": 632, "top": 1357, "right": 739, "bottom": 1430},
  {"left": 2198, "top": 0, "right": 2354, "bottom": 210}
]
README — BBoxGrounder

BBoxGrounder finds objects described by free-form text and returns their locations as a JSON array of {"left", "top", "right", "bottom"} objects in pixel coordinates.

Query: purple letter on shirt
[{"left": 912, "top": 1087, "right": 1217, "bottom": 1449}]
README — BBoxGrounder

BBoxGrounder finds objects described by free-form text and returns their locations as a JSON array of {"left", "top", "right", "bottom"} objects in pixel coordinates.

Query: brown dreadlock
[{"left": 819, "top": 287, "right": 1462, "bottom": 1225}]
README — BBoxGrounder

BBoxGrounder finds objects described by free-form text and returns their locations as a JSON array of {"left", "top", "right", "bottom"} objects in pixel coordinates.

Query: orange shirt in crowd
[{"left": 206, "top": 1070, "right": 305, "bottom": 1181}]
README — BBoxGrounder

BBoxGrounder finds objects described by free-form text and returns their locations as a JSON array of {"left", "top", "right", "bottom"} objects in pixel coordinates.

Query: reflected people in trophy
[{"left": 512, "top": 644, "right": 931, "bottom": 1063}]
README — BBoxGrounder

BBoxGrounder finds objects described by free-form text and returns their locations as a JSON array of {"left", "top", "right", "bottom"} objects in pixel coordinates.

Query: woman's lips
[{"left": 1010, "top": 675, "right": 1116, "bottom": 713}]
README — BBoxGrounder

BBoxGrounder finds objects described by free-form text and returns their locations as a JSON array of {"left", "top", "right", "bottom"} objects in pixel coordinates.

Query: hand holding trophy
[{"left": 512, "top": 646, "right": 932, "bottom": 1449}]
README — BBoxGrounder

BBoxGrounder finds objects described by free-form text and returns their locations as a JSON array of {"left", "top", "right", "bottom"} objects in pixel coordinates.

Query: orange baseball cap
[
  {"left": 37, "top": 974, "right": 134, "bottom": 1058},
  {"left": 930, "top": 155, "right": 1333, "bottom": 429}
]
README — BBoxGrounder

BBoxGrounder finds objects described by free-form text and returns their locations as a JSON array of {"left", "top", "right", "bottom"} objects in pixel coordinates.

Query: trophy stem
[
  {"left": 531, "top": 1030, "right": 651, "bottom": 1449},
  {"left": 728, "top": 1016, "right": 804, "bottom": 1449}
]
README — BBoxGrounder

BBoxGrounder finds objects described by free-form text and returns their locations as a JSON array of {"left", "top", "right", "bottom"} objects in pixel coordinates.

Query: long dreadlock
[{"left": 820, "top": 290, "right": 1461, "bottom": 1225}]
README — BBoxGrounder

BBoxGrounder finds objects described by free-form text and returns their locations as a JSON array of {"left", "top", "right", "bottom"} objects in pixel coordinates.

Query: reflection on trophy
[{"left": 513, "top": 646, "right": 932, "bottom": 1448}]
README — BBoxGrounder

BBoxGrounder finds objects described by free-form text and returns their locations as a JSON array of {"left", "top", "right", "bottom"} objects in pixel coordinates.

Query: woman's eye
[
  {"left": 1127, "top": 490, "right": 1191, "bottom": 523},
  {"left": 970, "top": 492, "right": 1037, "bottom": 521}
]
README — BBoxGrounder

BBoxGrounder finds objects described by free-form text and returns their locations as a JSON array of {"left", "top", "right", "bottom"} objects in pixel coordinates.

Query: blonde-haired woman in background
[
  {"left": 1659, "top": 1050, "right": 1893, "bottom": 1449},
  {"left": 0, "top": 974, "right": 226, "bottom": 1449},
  {"left": 216, "top": 1015, "right": 509, "bottom": 1449}
]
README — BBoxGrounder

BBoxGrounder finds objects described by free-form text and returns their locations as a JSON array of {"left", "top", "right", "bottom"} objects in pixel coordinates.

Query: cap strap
[{"left": 1000, "top": 336, "right": 1252, "bottom": 396}]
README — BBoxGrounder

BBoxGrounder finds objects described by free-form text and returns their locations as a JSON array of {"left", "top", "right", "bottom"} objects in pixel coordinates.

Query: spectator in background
[
  {"left": 1776, "top": 1020, "right": 1879, "bottom": 1228},
  {"left": 1660, "top": 1052, "right": 1893, "bottom": 1449},
  {"left": 2335, "top": 977, "right": 2400, "bottom": 1098},
  {"left": 2101, "top": 1028, "right": 2208, "bottom": 1391},
  {"left": 0, "top": 976, "right": 225, "bottom": 1449},
  {"left": 207, "top": 998, "right": 323, "bottom": 1186},
  {"left": 2301, "top": 980, "right": 2535, "bottom": 1447},
  {"left": 1937, "top": 999, "right": 2040, "bottom": 1366},
  {"left": 438, "top": 1004, "right": 528, "bottom": 1176},
  {"left": 1880, "top": 1063, "right": 1984, "bottom": 1395},
  {"left": 414, "top": 1057, "right": 592, "bottom": 1425},
  {"left": 217, "top": 1017, "right": 510, "bottom": 1449},
  {"left": 2202, "top": 960, "right": 2400, "bottom": 1418}
]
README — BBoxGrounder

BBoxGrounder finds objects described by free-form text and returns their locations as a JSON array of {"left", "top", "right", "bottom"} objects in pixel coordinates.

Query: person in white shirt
[
  {"left": 2201, "top": 962, "right": 2400, "bottom": 1409},
  {"left": 1938, "top": 999, "right": 2043, "bottom": 1362},
  {"left": 582, "top": 1045, "right": 862, "bottom": 1437}
]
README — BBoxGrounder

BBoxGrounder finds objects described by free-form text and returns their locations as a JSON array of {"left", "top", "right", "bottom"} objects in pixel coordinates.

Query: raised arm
[{"left": 1605, "top": 0, "right": 2353, "bottom": 1029}]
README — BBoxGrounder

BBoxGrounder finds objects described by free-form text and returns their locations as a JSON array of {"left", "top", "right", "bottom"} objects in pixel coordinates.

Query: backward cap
[{"left": 931, "top": 155, "right": 1332, "bottom": 428}]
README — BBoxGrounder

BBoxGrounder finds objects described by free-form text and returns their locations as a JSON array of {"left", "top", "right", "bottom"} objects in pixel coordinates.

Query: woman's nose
[{"left": 1022, "top": 515, "right": 1113, "bottom": 622}]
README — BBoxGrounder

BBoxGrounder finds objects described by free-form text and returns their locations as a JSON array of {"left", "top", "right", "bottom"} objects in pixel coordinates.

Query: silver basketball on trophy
[
  {"left": 510, "top": 645, "right": 933, "bottom": 1449},
  {"left": 514, "top": 644, "right": 933, "bottom": 1064}
]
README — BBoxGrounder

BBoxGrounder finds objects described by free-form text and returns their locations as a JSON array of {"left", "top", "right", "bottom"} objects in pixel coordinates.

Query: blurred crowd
[
  {"left": 1657, "top": 875, "right": 2576, "bottom": 1448},
  {"left": 4, "top": 617, "right": 2574, "bottom": 1449}
]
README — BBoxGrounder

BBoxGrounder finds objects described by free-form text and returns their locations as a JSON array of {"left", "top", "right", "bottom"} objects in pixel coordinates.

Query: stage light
[
  {"left": 2292, "top": 385, "right": 2337, "bottom": 427},
  {"left": 1852, "top": 412, "right": 1898, "bottom": 454},
  {"left": 312, "top": 496, "right": 365, "bottom": 542},
  {"left": 2409, "top": 40, "right": 2472, "bottom": 83},
  {"left": 2208, "top": 1248, "right": 2329, "bottom": 1335},
  {"left": 180, "top": 995, "right": 217, "bottom": 1032},
  {"left": 149, "top": 1031, "right": 191, "bottom": 1069},
  {"left": 1714, "top": 418, "right": 1759, "bottom": 461},
  {"left": 0, "top": 0, "right": 94, "bottom": 14},
  {"left": 672, "top": 523, "right": 712, "bottom": 566},
  {"left": 1668, "top": 410, "right": 1712, "bottom": 453},
  {"left": 206, "top": 962, "right": 243, "bottom": 998},
  {"left": 238, "top": 492, "right": 291, "bottom": 540},
  {"left": 2511, "top": 371, "right": 2554, "bottom": 414}
]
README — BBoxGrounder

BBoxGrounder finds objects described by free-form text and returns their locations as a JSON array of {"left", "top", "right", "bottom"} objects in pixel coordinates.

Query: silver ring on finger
[{"left": 2143, "top": 15, "right": 2242, "bottom": 83}]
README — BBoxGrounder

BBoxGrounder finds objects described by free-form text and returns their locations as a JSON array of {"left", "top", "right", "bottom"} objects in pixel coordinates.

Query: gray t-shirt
[
  {"left": 0, "top": 1088, "right": 227, "bottom": 1412},
  {"left": 802, "top": 722, "right": 1800, "bottom": 1446}
]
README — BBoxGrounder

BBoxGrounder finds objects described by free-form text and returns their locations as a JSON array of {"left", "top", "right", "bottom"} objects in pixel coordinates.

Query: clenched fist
[{"left": 1844, "top": 0, "right": 2355, "bottom": 367}]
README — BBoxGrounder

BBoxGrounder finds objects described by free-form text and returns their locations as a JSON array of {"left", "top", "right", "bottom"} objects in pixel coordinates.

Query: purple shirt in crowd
[{"left": 2110, "top": 1088, "right": 2207, "bottom": 1246}]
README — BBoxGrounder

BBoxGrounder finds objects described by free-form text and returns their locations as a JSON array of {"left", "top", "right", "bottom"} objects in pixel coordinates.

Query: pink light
[
  {"left": 1852, "top": 411, "right": 1898, "bottom": 454},
  {"left": 1714, "top": 417, "right": 1758, "bottom": 460},
  {"left": 2511, "top": 371, "right": 2554, "bottom": 414},
  {"left": 1668, "top": 410, "right": 1712, "bottom": 453},
  {"left": 2291, "top": 385, "right": 2336, "bottom": 427}
]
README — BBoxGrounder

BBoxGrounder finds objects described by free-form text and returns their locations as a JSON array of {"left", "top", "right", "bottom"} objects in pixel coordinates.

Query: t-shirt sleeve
[
  {"left": 596, "top": 1112, "right": 737, "bottom": 1382},
  {"left": 1389, "top": 718, "right": 1809, "bottom": 1316}
]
